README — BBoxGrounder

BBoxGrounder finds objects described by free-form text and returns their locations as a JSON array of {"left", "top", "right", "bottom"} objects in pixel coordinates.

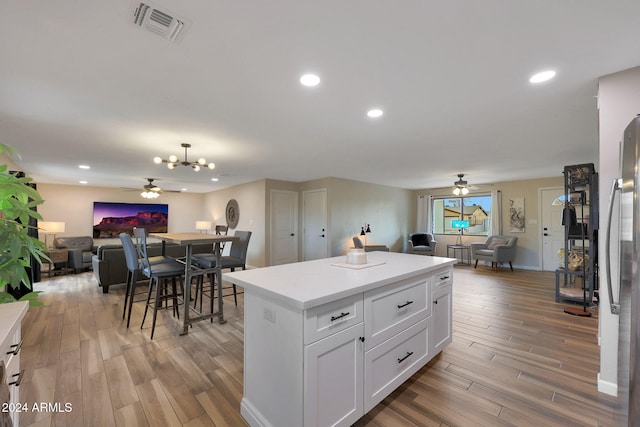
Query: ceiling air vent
[{"left": 132, "top": 2, "right": 189, "bottom": 42}]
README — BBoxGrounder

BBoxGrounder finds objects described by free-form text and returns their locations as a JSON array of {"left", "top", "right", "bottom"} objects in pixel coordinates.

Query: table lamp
[
  {"left": 195, "top": 221, "right": 212, "bottom": 234},
  {"left": 40, "top": 221, "right": 66, "bottom": 248},
  {"left": 451, "top": 220, "right": 469, "bottom": 245}
]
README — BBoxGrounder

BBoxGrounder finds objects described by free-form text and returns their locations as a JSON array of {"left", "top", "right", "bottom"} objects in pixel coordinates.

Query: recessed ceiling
[{"left": 1, "top": 2, "right": 640, "bottom": 192}]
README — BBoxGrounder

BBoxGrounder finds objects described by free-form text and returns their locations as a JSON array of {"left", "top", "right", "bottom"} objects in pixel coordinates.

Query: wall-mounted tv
[{"left": 93, "top": 202, "right": 168, "bottom": 238}]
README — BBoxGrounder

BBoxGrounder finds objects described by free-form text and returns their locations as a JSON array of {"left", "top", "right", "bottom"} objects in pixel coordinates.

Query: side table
[
  {"left": 447, "top": 244, "right": 471, "bottom": 265},
  {"left": 42, "top": 249, "right": 70, "bottom": 277}
]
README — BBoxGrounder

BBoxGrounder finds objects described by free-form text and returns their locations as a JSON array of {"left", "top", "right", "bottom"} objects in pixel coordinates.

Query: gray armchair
[
  {"left": 54, "top": 236, "right": 95, "bottom": 273},
  {"left": 407, "top": 233, "right": 437, "bottom": 256},
  {"left": 470, "top": 235, "right": 517, "bottom": 271}
]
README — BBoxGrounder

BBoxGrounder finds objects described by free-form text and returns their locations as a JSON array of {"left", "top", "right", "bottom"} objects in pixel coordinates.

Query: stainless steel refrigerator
[{"left": 606, "top": 114, "right": 640, "bottom": 425}]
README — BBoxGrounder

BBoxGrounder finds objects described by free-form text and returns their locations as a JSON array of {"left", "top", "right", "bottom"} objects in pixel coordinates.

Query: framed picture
[
  {"left": 93, "top": 201, "right": 168, "bottom": 238},
  {"left": 509, "top": 197, "right": 525, "bottom": 233}
]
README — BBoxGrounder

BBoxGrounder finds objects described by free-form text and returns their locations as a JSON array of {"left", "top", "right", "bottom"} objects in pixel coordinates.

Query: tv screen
[{"left": 93, "top": 202, "right": 168, "bottom": 238}]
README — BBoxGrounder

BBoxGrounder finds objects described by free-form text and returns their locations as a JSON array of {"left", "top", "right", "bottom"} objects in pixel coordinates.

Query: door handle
[
  {"left": 543, "top": 233, "right": 549, "bottom": 236},
  {"left": 606, "top": 178, "right": 622, "bottom": 315}
]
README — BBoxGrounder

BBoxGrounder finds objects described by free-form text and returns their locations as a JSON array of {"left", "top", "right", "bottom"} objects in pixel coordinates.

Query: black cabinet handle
[
  {"left": 397, "top": 301, "right": 414, "bottom": 309},
  {"left": 330, "top": 312, "right": 350, "bottom": 322},
  {"left": 434, "top": 300, "right": 438, "bottom": 304},
  {"left": 9, "top": 369, "right": 24, "bottom": 387},
  {"left": 440, "top": 275, "right": 450, "bottom": 280},
  {"left": 397, "top": 351, "right": 414, "bottom": 363},
  {"left": 7, "top": 339, "right": 22, "bottom": 356},
  {"left": 359, "top": 337, "right": 365, "bottom": 342}
]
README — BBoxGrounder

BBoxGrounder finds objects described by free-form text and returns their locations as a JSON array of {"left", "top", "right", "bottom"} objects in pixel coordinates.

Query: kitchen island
[{"left": 223, "top": 251, "right": 455, "bottom": 427}]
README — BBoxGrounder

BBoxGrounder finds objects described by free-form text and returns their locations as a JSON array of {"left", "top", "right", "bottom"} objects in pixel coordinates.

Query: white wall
[
  {"left": 37, "top": 183, "right": 206, "bottom": 242},
  {"left": 414, "top": 176, "right": 563, "bottom": 270},
  {"left": 299, "top": 178, "right": 414, "bottom": 256},
  {"left": 203, "top": 180, "right": 267, "bottom": 268},
  {"left": 596, "top": 65, "right": 640, "bottom": 395}
]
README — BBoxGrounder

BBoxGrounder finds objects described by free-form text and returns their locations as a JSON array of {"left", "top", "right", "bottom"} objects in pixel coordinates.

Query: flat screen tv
[{"left": 93, "top": 201, "right": 168, "bottom": 238}]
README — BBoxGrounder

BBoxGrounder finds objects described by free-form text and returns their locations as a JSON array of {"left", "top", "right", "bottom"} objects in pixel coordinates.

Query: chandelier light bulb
[
  {"left": 153, "top": 157, "right": 162, "bottom": 164},
  {"left": 197, "top": 158, "right": 206, "bottom": 165},
  {"left": 208, "top": 163, "right": 215, "bottom": 169},
  {"left": 169, "top": 154, "right": 178, "bottom": 163},
  {"left": 193, "top": 164, "right": 201, "bottom": 172},
  {"left": 167, "top": 163, "right": 175, "bottom": 170}
]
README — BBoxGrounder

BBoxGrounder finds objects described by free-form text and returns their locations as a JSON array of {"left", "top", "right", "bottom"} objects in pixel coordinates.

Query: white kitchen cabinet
[
  {"left": 304, "top": 323, "right": 364, "bottom": 427},
  {"left": 224, "top": 252, "right": 455, "bottom": 427},
  {"left": 431, "top": 268, "right": 453, "bottom": 355},
  {"left": 0, "top": 301, "right": 29, "bottom": 427},
  {"left": 432, "top": 284, "right": 452, "bottom": 355}
]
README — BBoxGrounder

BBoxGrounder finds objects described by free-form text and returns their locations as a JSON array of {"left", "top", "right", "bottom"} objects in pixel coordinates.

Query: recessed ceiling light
[
  {"left": 300, "top": 74, "right": 320, "bottom": 87},
  {"left": 367, "top": 109, "right": 384, "bottom": 118},
  {"left": 529, "top": 70, "right": 556, "bottom": 84},
  {"left": 211, "top": 178, "right": 219, "bottom": 182},
  {"left": 78, "top": 164, "right": 90, "bottom": 169},
  {"left": 79, "top": 180, "right": 88, "bottom": 184}
]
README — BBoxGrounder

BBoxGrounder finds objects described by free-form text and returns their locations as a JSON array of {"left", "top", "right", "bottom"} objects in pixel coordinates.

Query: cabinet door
[
  {"left": 432, "top": 285, "right": 452, "bottom": 354},
  {"left": 304, "top": 323, "right": 364, "bottom": 427}
]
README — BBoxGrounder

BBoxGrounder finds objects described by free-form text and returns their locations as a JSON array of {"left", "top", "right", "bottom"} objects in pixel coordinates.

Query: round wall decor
[{"left": 226, "top": 199, "right": 240, "bottom": 229}]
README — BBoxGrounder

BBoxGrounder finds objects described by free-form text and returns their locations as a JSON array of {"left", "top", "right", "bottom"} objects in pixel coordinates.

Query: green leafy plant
[{"left": 0, "top": 144, "right": 45, "bottom": 306}]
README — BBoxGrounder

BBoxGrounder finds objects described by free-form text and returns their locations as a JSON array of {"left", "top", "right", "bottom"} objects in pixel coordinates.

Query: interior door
[
  {"left": 270, "top": 190, "right": 298, "bottom": 265},
  {"left": 541, "top": 187, "right": 565, "bottom": 271},
  {"left": 303, "top": 189, "right": 328, "bottom": 260}
]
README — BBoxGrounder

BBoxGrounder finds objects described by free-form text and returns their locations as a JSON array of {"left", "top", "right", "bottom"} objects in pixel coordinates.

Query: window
[{"left": 432, "top": 195, "right": 492, "bottom": 236}]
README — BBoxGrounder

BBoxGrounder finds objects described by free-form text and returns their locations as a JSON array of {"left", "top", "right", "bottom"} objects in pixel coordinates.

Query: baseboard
[{"left": 597, "top": 373, "right": 618, "bottom": 396}]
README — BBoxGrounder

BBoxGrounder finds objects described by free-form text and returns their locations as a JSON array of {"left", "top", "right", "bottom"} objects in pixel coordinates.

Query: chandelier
[
  {"left": 153, "top": 143, "right": 215, "bottom": 172},
  {"left": 453, "top": 174, "right": 469, "bottom": 195}
]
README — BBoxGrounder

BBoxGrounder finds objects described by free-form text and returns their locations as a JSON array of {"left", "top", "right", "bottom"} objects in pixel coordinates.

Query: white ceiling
[{"left": 2, "top": 1, "right": 640, "bottom": 193}]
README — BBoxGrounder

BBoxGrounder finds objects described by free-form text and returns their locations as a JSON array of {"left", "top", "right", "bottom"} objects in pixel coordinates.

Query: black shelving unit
[{"left": 555, "top": 163, "right": 598, "bottom": 312}]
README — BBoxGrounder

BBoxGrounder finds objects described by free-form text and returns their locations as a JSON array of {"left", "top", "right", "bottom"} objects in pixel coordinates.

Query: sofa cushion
[
  {"left": 487, "top": 238, "right": 508, "bottom": 250},
  {"left": 411, "top": 234, "right": 429, "bottom": 247}
]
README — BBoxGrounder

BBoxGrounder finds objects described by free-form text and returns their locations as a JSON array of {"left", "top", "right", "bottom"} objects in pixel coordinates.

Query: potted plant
[{"left": 0, "top": 144, "right": 45, "bottom": 306}]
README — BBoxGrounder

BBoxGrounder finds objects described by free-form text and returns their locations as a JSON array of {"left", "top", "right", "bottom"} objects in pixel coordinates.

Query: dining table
[{"left": 150, "top": 232, "right": 237, "bottom": 335}]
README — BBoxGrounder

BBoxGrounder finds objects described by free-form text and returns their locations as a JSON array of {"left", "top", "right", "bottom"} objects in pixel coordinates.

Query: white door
[
  {"left": 540, "top": 187, "right": 565, "bottom": 271},
  {"left": 303, "top": 189, "right": 328, "bottom": 261},
  {"left": 270, "top": 190, "right": 298, "bottom": 265}
]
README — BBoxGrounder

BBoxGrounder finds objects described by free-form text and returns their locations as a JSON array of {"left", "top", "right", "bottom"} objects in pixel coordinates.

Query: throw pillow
[
  {"left": 412, "top": 234, "right": 429, "bottom": 247},
  {"left": 487, "top": 238, "right": 508, "bottom": 250}
]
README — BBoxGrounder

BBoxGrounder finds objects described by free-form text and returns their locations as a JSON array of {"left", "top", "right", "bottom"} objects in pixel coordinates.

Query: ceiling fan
[
  {"left": 452, "top": 174, "right": 487, "bottom": 195},
  {"left": 124, "top": 178, "right": 180, "bottom": 198}
]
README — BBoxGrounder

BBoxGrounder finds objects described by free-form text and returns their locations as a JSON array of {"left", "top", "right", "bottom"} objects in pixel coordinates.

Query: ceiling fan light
[
  {"left": 461, "top": 187, "right": 469, "bottom": 195},
  {"left": 169, "top": 154, "right": 178, "bottom": 163},
  {"left": 153, "top": 156, "right": 163, "bottom": 164},
  {"left": 453, "top": 187, "right": 461, "bottom": 196}
]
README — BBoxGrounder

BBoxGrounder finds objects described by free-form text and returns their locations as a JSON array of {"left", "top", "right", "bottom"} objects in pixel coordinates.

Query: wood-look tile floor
[{"left": 17, "top": 265, "right": 624, "bottom": 426}]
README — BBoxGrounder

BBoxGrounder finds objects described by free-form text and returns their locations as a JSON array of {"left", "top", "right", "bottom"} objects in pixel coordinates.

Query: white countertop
[
  {"left": 0, "top": 301, "right": 28, "bottom": 341},
  {"left": 223, "top": 252, "right": 456, "bottom": 310}
]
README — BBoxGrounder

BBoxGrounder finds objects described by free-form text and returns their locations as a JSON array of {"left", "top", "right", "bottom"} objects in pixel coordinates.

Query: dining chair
[
  {"left": 191, "top": 230, "right": 252, "bottom": 309},
  {"left": 134, "top": 228, "right": 186, "bottom": 339},
  {"left": 120, "top": 233, "right": 142, "bottom": 328}
]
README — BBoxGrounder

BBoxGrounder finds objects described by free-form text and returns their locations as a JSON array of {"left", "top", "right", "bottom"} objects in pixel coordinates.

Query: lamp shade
[
  {"left": 451, "top": 220, "right": 469, "bottom": 229},
  {"left": 195, "top": 221, "right": 212, "bottom": 231},
  {"left": 40, "top": 221, "right": 66, "bottom": 233}
]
